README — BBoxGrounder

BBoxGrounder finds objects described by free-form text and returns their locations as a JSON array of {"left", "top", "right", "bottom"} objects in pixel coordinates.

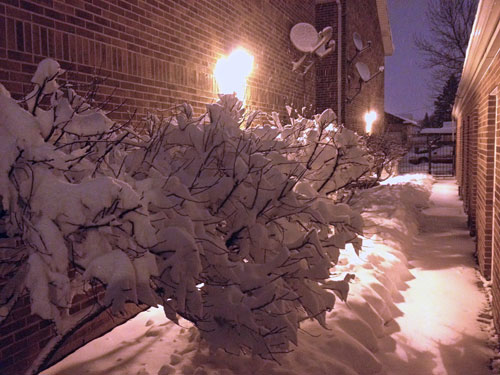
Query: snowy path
[{"left": 377, "top": 179, "right": 493, "bottom": 374}]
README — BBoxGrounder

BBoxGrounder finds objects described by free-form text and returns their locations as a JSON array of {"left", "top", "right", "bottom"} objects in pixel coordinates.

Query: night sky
[{"left": 385, "top": 0, "right": 435, "bottom": 121}]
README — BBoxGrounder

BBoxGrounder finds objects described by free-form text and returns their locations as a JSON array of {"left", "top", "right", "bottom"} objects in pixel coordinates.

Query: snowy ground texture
[{"left": 44, "top": 175, "right": 497, "bottom": 375}]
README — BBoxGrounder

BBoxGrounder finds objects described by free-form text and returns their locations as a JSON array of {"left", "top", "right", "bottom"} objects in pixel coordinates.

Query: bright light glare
[
  {"left": 214, "top": 48, "right": 254, "bottom": 100},
  {"left": 364, "top": 110, "right": 377, "bottom": 134}
]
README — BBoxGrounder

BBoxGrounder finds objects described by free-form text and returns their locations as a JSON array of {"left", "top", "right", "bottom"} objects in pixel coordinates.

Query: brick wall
[
  {"left": 456, "top": 113, "right": 463, "bottom": 196},
  {"left": 493, "top": 88, "right": 500, "bottom": 329},
  {"left": 344, "top": 0, "right": 385, "bottom": 134},
  {"left": 0, "top": 239, "right": 145, "bottom": 374},
  {"left": 315, "top": 0, "right": 344, "bottom": 123},
  {"left": 457, "top": 111, "right": 478, "bottom": 235},
  {"left": 315, "top": 0, "right": 386, "bottom": 133},
  {"left": 0, "top": 1, "right": 317, "bottom": 373},
  {"left": 0, "top": 0, "right": 315, "bottom": 121},
  {"left": 455, "top": 52, "right": 500, "bottom": 329},
  {"left": 476, "top": 94, "right": 497, "bottom": 278}
]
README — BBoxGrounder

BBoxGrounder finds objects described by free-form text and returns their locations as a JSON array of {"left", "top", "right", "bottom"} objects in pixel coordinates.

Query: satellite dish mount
[
  {"left": 347, "top": 62, "right": 384, "bottom": 103},
  {"left": 348, "top": 32, "right": 372, "bottom": 64},
  {"left": 290, "top": 23, "right": 335, "bottom": 75}
]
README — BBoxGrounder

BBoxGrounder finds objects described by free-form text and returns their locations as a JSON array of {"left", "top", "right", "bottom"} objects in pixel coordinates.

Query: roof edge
[
  {"left": 453, "top": 0, "right": 500, "bottom": 118},
  {"left": 376, "top": 0, "right": 395, "bottom": 56},
  {"left": 385, "top": 111, "right": 418, "bottom": 125}
]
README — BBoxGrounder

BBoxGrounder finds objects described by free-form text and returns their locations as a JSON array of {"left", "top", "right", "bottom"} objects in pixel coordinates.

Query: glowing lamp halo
[
  {"left": 364, "top": 110, "right": 377, "bottom": 135},
  {"left": 214, "top": 47, "right": 254, "bottom": 101}
]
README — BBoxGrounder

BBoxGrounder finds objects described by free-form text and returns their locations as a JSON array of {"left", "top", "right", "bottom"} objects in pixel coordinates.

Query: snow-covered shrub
[
  {"left": 251, "top": 106, "right": 372, "bottom": 196},
  {"left": 362, "top": 132, "right": 408, "bottom": 187},
  {"left": 130, "top": 96, "right": 371, "bottom": 357},
  {"left": 0, "top": 59, "right": 371, "bottom": 372}
]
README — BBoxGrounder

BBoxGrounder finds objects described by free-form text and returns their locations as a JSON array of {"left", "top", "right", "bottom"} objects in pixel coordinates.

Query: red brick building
[
  {"left": 316, "top": 0, "right": 393, "bottom": 133},
  {"left": 0, "top": 1, "right": 393, "bottom": 373},
  {"left": 453, "top": 0, "right": 500, "bottom": 330}
]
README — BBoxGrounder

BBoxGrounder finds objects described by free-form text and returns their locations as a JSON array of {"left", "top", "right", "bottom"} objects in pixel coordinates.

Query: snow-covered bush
[
  {"left": 0, "top": 59, "right": 371, "bottom": 373},
  {"left": 362, "top": 133, "right": 408, "bottom": 187}
]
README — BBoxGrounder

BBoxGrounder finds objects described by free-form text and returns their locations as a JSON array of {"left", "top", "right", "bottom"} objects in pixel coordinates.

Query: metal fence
[{"left": 398, "top": 134, "right": 455, "bottom": 177}]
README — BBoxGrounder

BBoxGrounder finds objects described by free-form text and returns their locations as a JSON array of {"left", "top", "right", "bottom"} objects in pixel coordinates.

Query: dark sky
[{"left": 385, "top": 0, "right": 434, "bottom": 121}]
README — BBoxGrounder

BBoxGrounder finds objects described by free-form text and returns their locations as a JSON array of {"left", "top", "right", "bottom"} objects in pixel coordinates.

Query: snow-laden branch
[{"left": 0, "top": 59, "right": 378, "bottom": 373}]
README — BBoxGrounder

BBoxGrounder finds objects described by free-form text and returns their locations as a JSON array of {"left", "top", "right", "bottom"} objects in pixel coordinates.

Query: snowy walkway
[{"left": 377, "top": 179, "right": 493, "bottom": 374}]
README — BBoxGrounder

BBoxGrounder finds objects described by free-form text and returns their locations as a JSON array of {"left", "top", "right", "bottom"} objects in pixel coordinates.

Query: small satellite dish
[
  {"left": 355, "top": 62, "right": 384, "bottom": 82},
  {"left": 348, "top": 32, "right": 372, "bottom": 64},
  {"left": 290, "top": 23, "right": 335, "bottom": 74},
  {"left": 347, "top": 63, "right": 385, "bottom": 103},
  {"left": 355, "top": 62, "right": 371, "bottom": 82},
  {"left": 353, "top": 32, "right": 364, "bottom": 51}
]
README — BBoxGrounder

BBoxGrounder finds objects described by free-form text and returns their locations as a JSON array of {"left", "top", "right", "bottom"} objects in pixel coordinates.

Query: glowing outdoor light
[
  {"left": 364, "top": 110, "right": 377, "bottom": 134},
  {"left": 214, "top": 48, "right": 254, "bottom": 100}
]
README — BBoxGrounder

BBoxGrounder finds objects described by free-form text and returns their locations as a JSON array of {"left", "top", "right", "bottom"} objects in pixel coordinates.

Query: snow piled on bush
[
  {"left": 0, "top": 59, "right": 385, "bottom": 373},
  {"left": 44, "top": 174, "right": 433, "bottom": 375}
]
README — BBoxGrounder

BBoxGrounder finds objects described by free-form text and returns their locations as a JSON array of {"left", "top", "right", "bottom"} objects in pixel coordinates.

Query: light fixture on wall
[
  {"left": 214, "top": 48, "right": 254, "bottom": 101},
  {"left": 364, "top": 110, "right": 377, "bottom": 134}
]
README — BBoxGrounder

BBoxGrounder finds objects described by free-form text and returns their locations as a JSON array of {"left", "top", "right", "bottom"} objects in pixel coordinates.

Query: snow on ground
[
  {"left": 376, "top": 178, "right": 494, "bottom": 374},
  {"left": 43, "top": 175, "right": 495, "bottom": 375}
]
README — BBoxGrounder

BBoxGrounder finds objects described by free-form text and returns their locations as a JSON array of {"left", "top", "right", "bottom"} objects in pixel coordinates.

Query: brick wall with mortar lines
[
  {"left": 476, "top": 92, "right": 496, "bottom": 279},
  {"left": 315, "top": 0, "right": 344, "bottom": 123},
  {"left": 457, "top": 63, "right": 500, "bottom": 280},
  {"left": 315, "top": 0, "right": 385, "bottom": 133},
  {"left": 455, "top": 52, "right": 500, "bottom": 330},
  {"left": 462, "top": 111, "right": 478, "bottom": 233},
  {"left": 457, "top": 116, "right": 466, "bottom": 200},
  {"left": 457, "top": 112, "right": 477, "bottom": 252},
  {"left": 0, "top": 0, "right": 316, "bottom": 121},
  {"left": 0, "top": 0, "right": 316, "bottom": 373},
  {"left": 344, "top": 0, "right": 385, "bottom": 134},
  {"left": 486, "top": 55, "right": 500, "bottom": 330},
  {"left": 0, "top": 238, "right": 145, "bottom": 374},
  {"left": 494, "top": 83, "right": 500, "bottom": 330}
]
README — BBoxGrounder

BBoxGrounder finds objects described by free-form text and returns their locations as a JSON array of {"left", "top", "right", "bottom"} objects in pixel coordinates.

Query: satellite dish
[
  {"left": 347, "top": 63, "right": 384, "bottom": 102},
  {"left": 290, "top": 23, "right": 335, "bottom": 74},
  {"left": 354, "top": 62, "right": 385, "bottom": 83},
  {"left": 355, "top": 62, "right": 371, "bottom": 82},
  {"left": 348, "top": 32, "right": 372, "bottom": 64},
  {"left": 290, "top": 23, "right": 321, "bottom": 53},
  {"left": 353, "top": 32, "right": 364, "bottom": 51}
]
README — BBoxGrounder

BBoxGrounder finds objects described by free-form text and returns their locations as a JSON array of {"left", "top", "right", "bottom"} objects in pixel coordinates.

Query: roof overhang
[
  {"left": 376, "top": 0, "right": 394, "bottom": 56},
  {"left": 386, "top": 112, "right": 418, "bottom": 125},
  {"left": 420, "top": 126, "right": 456, "bottom": 135},
  {"left": 453, "top": 0, "right": 500, "bottom": 119}
]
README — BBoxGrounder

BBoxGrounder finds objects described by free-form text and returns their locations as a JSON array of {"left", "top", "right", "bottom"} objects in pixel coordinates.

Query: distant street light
[
  {"left": 214, "top": 48, "right": 254, "bottom": 101},
  {"left": 364, "top": 110, "right": 377, "bottom": 134}
]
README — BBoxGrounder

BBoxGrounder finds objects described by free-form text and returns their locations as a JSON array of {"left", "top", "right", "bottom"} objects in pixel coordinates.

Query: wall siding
[{"left": 456, "top": 52, "right": 500, "bottom": 331}]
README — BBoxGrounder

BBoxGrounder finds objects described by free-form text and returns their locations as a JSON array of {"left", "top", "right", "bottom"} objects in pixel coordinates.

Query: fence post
[{"left": 427, "top": 135, "right": 432, "bottom": 174}]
